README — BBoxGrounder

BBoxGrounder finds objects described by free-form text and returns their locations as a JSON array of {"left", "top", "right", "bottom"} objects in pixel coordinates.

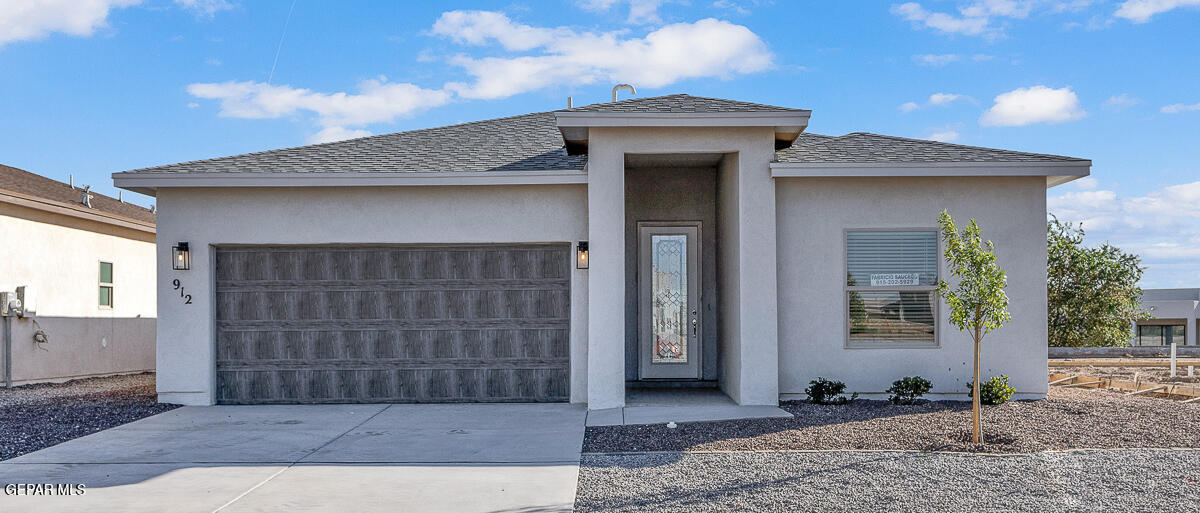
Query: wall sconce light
[
  {"left": 576, "top": 241, "right": 589, "bottom": 269},
  {"left": 172, "top": 242, "right": 191, "bottom": 271}
]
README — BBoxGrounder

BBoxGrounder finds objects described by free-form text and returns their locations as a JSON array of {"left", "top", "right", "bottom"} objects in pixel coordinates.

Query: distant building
[
  {"left": 0, "top": 164, "right": 156, "bottom": 385},
  {"left": 1133, "top": 288, "right": 1199, "bottom": 347}
]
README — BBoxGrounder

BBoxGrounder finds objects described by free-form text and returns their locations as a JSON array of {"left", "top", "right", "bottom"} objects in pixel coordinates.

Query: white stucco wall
[
  {"left": 587, "top": 126, "right": 779, "bottom": 407},
  {"left": 0, "top": 203, "right": 156, "bottom": 383},
  {"left": 153, "top": 185, "right": 589, "bottom": 405},
  {"left": 776, "top": 176, "right": 1049, "bottom": 399}
]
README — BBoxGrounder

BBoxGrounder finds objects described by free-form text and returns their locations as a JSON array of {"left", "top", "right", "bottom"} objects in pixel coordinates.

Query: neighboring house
[
  {"left": 112, "top": 94, "right": 1091, "bottom": 407},
  {"left": 0, "top": 164, "right": 156, "bottom": 386},
  {"left": 1133, "top": 288, "right": 1199, "bottom": 346}
]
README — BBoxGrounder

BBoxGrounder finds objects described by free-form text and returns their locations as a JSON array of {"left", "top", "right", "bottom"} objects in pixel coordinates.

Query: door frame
[{"left": 637, "top": 221, "right": 702, "bottom": 380}]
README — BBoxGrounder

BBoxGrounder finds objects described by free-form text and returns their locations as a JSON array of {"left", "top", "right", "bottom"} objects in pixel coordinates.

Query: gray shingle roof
[
  {"left": 1, "top": 164, "right": 156, "bottom": 223},
  {"left": 122, "top": 111, "right": 585, "bottom": 174},
  {"left": 567, "top": 93, "right": 808, "bottom": 113},
  {"left": 777, "top": 132, "right": 1088, "bottom": 164},
  {"left": 120, "top": 95, "right": 1086, "bottom": 176}
]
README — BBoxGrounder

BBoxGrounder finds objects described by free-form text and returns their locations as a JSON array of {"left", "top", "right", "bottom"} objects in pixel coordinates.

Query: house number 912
[{"left": 172, "top": 279, "right": 193, "bottom": 304}]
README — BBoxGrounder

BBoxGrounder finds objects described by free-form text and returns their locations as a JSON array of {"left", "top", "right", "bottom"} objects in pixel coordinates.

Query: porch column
[
  {"left": 727, "top": 146, "right": 781, "bottom": 406},
  {"left": 586, "top": 135, "right": 625, "bottom": 409}
]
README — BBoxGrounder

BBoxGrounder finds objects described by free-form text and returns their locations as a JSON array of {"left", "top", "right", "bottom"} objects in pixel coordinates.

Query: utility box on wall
[{"left": 15, "top": 286, "right": 34, "bottom": 318}]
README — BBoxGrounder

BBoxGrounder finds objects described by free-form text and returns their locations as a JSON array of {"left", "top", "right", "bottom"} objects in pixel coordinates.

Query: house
[
  {"left": 0, "top": 164, "right": 156, "bottom": 386},
  {"left": 112, "top": 94, "right": 1090, "bottom": 407},
  {"left": 1133, "top": 288, "right": 1198, "bottom": 346}
]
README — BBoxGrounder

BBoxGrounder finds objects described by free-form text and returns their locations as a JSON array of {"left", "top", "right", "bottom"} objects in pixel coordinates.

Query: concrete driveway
[{"left": 0, "top": 403, "right": 587, "bottom": 513}]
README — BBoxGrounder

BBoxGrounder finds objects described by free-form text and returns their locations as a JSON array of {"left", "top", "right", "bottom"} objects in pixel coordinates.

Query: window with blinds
[{"left": 846, "top": 230, "right": 938, "bottom": 347}]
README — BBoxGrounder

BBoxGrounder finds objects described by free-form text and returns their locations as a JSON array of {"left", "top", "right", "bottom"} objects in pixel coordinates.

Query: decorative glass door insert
[
  {"left": 639, "top": 223, "right": 701, "bottom": 380},
  {"left": 651, "top": 234, "right": 688, "bottom": 363}
]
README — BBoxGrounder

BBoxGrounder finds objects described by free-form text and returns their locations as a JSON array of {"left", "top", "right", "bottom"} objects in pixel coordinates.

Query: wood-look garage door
[{"left": 214, "top": 244, "right": 570, "bottom": 404}]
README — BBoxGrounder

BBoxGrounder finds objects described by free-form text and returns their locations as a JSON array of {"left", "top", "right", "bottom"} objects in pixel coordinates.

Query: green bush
[
  {"left": 805, "top": 377, "right": 858, "bottom": 405},
  {"left": 887, "top": 376, "right": 933, "bottom": 405},
  {"left": 967, "top": 375, "right": 1015, "bottom": 405}
]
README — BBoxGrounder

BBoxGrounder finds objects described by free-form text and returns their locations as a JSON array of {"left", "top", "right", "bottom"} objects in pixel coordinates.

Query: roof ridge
[
  {"left": 841, "top": 132, "right": 1089, "bottom": 161},
  {"left": 0, "top": 164, "right": 153, "bottom": 212},
  {"left": 119, "top": 110, "right": 562, "bottom": 174},
  {"left": 563, "top": 93, "right": 690, "bottom": 111}
]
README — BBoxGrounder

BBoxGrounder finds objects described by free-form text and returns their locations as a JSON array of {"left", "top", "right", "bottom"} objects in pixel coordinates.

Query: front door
[{"left": 638, "top": 223, "right": 701, "bottom": 380}]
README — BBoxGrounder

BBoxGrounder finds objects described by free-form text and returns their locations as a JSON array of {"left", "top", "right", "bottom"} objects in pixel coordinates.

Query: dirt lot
[
  {"left": 584, "top": 386, "right": 1200, "bottom": 454},
  {"left": 0, "top": 373, "right": 179, "bottom": 461},
  {"left": 1052, "top": 359, "right": 1200, "bottom": 384}
]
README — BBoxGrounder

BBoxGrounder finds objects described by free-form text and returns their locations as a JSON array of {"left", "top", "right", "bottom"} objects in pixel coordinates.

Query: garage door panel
[{"left": 215, "top": 244, "right": 570, "bottom": 404}]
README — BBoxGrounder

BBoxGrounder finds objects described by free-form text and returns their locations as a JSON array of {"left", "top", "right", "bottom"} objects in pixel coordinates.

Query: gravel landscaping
[
  {"left": 576, "top": 450, "right": 1200, "bottom": 512},
  {"left": 0, "top": 373, "right": 179, "bottom": 461},
  {"left": 584, "top": 386, "right": 1200, "bottom": 454}
]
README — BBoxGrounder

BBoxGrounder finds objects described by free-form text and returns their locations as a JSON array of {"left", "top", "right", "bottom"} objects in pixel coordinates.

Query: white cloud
[
  {"left": 971, "top": 53, "right": 996, "bottom": 61},
  {"left": 308, "top": 126, "right": 373, "bottom": 144},
  {"left": 912, "top": 53, "right": 959, "bottom": 66},
  {"left": 0, "top": 0, "right": 141, "bottom": 48},
  {"left": 433, "top": 13, "right": 772, "bottom": 100},
  {"left": 892, "top": 1, "right": 1103, "bottom": 38},
  {"left": 1161, "top": 102, "right": 1200, "bottom": 113},
  {"left": 186, "top": 77, "right": 451, "bottom": 137},
  {"left": 577, "top": 0, "right": 668, "bottom": 24},
  {"left": 1114, "top": 0, "right": 1200, "bottom": 23},
  {"left": 1103, "top": 93, "right": 1141, "bottom": 111},
  {"left": 899, "top": 92, "right": 968, "bottom": 112},
  {"left": 430, "top": 10, "right": 563, "bottom": 51},
  {"left": 173, "top": 0, "right": 233, "bottom": 18},
  {"left": 1049, "top": 180, "right": 1200, "bottom": 286},
  {"left": 980, "top": 85, "right": 1086, "bottom": 126},
  {"left": 928, "top": 130, "right": 960, "bottom": 142},
  {"left": 1071, "top": 176, "right": 1099, "bottom": 189},
  {"left": 712, "top": 0, "right": 751, "bottom": 15},
  {"left": 891, "top": 2, "right": 996, "bottom": 37}
]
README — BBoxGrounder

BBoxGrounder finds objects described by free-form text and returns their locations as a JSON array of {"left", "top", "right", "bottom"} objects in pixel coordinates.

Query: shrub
[
  {"left": 805, "top": 377, "right": 858, "bottom": 405},
  {"left": 887, "top": 376, "right": 933, "bottom": 405},
  {"left": 967, "top": 375, "right": 1015, "bottom": 405}
]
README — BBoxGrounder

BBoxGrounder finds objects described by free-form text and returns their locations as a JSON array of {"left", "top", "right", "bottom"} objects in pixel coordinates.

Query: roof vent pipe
[
  {"left": 80, "top": 185, "right": 93, "bottom": 208},
  {"left": 611, "top": 84, "right": 636, "bottom": 102},
  {"left": 567, "top": 96, "right": 573, "bottom": 109},
  {"left": 69, "top": 174, "right": 73, "bottom": 189}
]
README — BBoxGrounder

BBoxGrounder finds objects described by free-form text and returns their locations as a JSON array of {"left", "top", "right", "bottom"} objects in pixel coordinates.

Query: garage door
[{"left": 214, "top": 244, "right": 570, "bottom": 404}]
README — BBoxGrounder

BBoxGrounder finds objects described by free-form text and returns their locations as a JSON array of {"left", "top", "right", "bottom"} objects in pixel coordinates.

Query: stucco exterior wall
[
  {"left": 153, "top": 185, "right": 588, "bottom": 405},
  {"left": 1132, "top": 298, "right": 1198, "bottom": 346},
  {"left": 0, "top": 203, "right": 156, "bottom": 383},
  {"left": 587, "top": 126, "right": 779, "bottom": 407},
  {"left": 623, "top": 166, "right": 719, "bottom": 381},
  {"left": 776, "top": 176, "right": 1048, "bottom": 399}
]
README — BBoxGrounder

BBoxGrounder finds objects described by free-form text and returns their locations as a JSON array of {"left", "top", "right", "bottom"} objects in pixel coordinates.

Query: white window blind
[
  {"left": 846, "top": 230, "right": 938, "bottom": 347},
  {"left": 846, "top": 231, "right": 938, "bottom": 287}
]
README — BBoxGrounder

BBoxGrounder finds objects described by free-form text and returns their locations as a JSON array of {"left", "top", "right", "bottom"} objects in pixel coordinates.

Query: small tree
[
  {"left": 936, "top": 211, "right": 1011, "bottom": 444},
  {"left": 1047, "top": 217, "right": 1148, "bottom": 347}
]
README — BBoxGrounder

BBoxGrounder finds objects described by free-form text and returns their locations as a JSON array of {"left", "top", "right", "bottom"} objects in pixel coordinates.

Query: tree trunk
[{"left": 972, "top": 317, "right": 982, "bottom": 445}]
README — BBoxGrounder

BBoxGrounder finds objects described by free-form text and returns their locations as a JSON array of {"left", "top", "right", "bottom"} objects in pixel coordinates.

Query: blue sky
[{"left": 1, "top": 0, "right": 1197, "bottom": 286}]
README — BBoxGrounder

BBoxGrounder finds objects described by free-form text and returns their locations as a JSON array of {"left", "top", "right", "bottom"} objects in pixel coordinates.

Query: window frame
[
  {"left": 98, "top": 260, "right": 113, "bottom": 309},
  {"left": 1135, "top": 321, "right": 1186, "bottom": 346},
  {"left": 843, "top": 227, "right": 941, "bottom": 349}
]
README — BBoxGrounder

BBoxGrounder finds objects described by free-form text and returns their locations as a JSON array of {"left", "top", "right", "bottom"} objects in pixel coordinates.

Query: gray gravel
[
  {"left": 0, "top": 373, "right": 179, "bottom": 461},
  {"left": 576, "top": 450, "right": 1200, "bottom": 512},
  {"left": 585, "top": 386, "right": 1200, "bottom": 454}
]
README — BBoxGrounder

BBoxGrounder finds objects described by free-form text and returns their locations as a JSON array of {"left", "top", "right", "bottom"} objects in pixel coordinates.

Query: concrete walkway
[
  {"left": 0, "top": 403, "right": 587, "bottom": 513},
  {"left": 586, "top": 389, "right": 793, "bottom": 426}
]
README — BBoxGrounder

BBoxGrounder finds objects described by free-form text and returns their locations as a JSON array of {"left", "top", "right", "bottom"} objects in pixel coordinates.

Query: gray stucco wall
[
  {"left": 623, "top": 166, "right": 719, "bottom": 381},
  {"left": 154, "top": 185, "right": 589, "bottom": 405},
  {"left": 776, "top": 176, "right": 1049, "bottom": 399}
]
